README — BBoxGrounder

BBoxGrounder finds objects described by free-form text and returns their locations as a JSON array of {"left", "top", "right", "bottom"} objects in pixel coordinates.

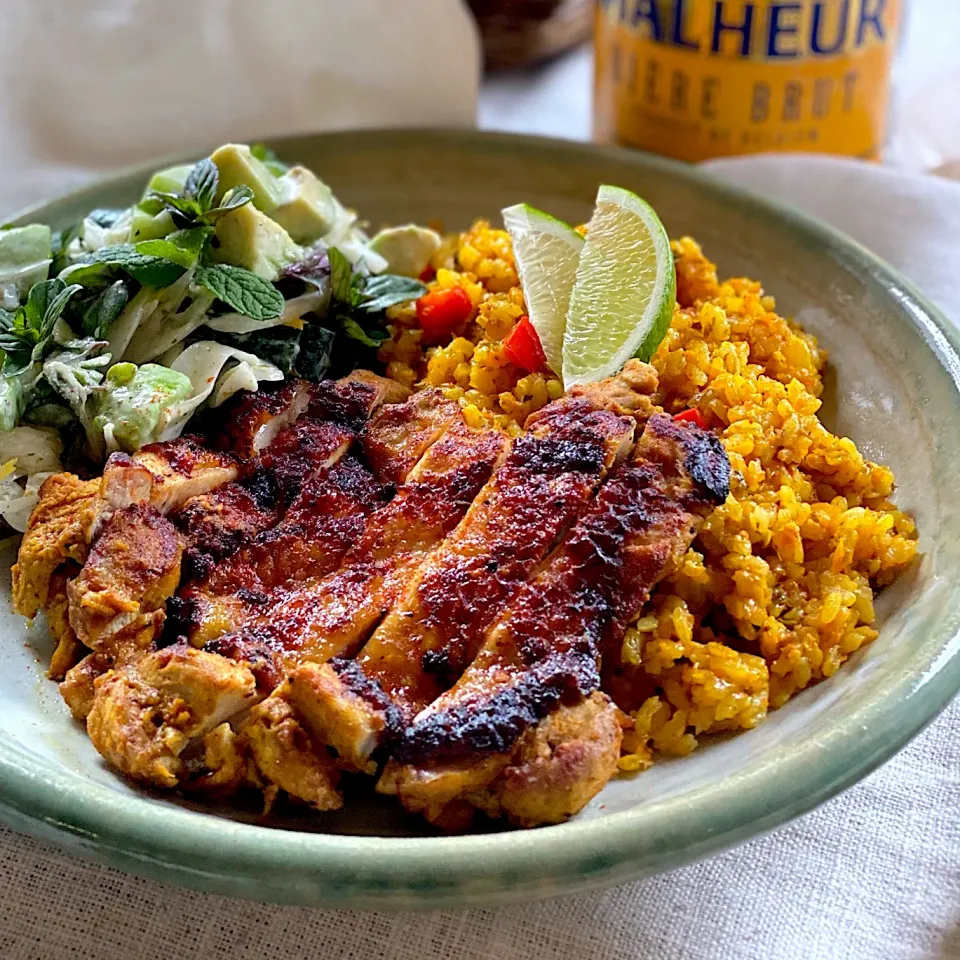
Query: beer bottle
[{"left": 594, "top": 0, "right": 903, "bottom": 161}]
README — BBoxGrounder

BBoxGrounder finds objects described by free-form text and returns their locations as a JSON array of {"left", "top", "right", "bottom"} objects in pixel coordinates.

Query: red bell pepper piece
[
  {"left": 502, "top": 315, "right": 547, "bottom": 373},
  {"left": 415, "top": 286, "right": 473, "bottom": 344},
  {"left": 673, "top": 408, "right": 707, "bottom": 429}
]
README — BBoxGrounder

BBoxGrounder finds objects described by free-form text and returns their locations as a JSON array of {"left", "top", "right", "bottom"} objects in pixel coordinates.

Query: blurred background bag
[{"left": 0, "top": 0, "right": 481, "bottom": 213}]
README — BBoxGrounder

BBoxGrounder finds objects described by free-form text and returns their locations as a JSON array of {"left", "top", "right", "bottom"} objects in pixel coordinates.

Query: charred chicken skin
[{"left": 13, "top": 360, "right": 733, "bottom": 829}]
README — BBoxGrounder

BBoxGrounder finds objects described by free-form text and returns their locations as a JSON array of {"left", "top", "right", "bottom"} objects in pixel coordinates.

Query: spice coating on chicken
[
  {"left": 68, "top": 504, "right": 183, "bottom": 654},
  {"left": 297, "top": 364, "right": 659, "bottom": 772},
  {"left": 245, "top": 415, "right": 509, "bottom": 669},
  {"left": 12, "top": 473, "right": 101, "bottom": 619},
  {"left": 85, "top": 644, "right": 260, "bottom": 789},
  {"left": 380, "top": 414, "right": 730, "bottom": 826},
  {"left": 11, "top": 357, "right": 736, "bottom": 828}
]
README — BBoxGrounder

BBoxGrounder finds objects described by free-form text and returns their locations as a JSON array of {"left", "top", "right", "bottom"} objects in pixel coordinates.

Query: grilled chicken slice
[
  {"left": 468, "top": 691, "right": 622, "bottom": 828},
  {"left": 379, "top": 413, "right": 730, "bottom": 827},
  {"left": 171, "top": 474, "right": 279, "bottom": 583},
  {"left": 44, "top": 564, "right": 85, "bottom": 681},
  {"left": 246, "top": 415, "right": 509, "bottom": 670},
  {"left": 308, "top": 369, "right": 411, "bottom": 431},
  {"left": 179, "top": 456, "right": 385, "bottom": 646},
  {"left": 297, "top": 363, "right": 658, "bottom": 770},
  {"left": 86, "top": 643, "right": 260, "bottom": 789},
  {"left": 68, "top": 504, "right": 183, "bottom": 653},
  {"left": 56, "top": 505, "right": 184, "bottom": 712},
  {"left": 171, "top": 372, "right": 409, "bottom": 585},
  {"left": 360, "top": 388, "right": 463, "bottom": 484},
  {"left": 240, "top": 685, "right": 343, "bottom": 812},
  {"left": 213, "top": 378, "right": 312, "bottom": 457},
  {"left": 99, "top": 437, "right": 239, "bottom": 517},
  {"left": 60, "top": 652, "right": 112, "bottom": 720},
  {"left": 178, "top": 390, "right": 461, "bottom": 647},
  {"left": 12, "top": 473, "right": 101, "bottom": 619}
]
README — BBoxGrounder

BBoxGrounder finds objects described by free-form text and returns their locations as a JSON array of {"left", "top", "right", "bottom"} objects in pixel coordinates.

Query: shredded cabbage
[
  {"left": 0, "top": 469, "right": 57, "bottom": 533},
  {"left": 205, "top": 287, "right": 329, "bottom": 335},
  {"left": 157, "top": 341, "right": 283, "bottom": 441},
  {"left": 0, "top": 426, "right": 64, "bottom": 531}
]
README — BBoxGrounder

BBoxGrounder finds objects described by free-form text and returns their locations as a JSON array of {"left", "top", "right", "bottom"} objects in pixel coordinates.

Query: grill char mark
[
  {"left": 353, "top": 398, "right": 638, "bottom": 721},
  {"left": 393, "top": 414, "right": 730, "bottom": 766},
  {"left": 249, "top": 417, "right": 509, "bottom": 667}
]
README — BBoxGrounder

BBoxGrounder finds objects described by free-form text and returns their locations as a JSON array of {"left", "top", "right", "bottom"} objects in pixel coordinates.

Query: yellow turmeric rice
[{"left": 379, "top": 221, "right": 918, "bottom": 773}]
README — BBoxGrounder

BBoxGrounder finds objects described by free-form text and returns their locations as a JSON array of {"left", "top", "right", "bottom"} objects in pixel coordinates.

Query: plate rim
[{"left": 2, "top": 127, "right": 959, "bottom": 908}]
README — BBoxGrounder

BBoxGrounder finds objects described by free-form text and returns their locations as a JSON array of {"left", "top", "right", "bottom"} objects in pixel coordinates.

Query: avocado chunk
[
  {"left": 0, "top": 224, "right": 52, "bottom": 298},
  {"left": 96, "top": 362, "right": 193, "bottom": 453},
  {"left": 142, "top": 163, "right": 194, "bottom": 199},
  {"left": 271, "top": 166, "right": 337, "bottom": 244},
  {"left": 129, "top": 207, "right": 175, "bottom": 242},
  {"left": 210, "top": 144, "right": 285, "bottom": 213},
  {"left": 211, "top": 203, "right": 302, "bottom": 281},
  {"left": 129, "top": 163, "right": 193, "bottom": 243},
  {"left": 369, "top": 224, "right": 442, "bottom": 278}
]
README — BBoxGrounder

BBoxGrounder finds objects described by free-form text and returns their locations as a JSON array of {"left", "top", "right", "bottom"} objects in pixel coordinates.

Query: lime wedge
[
  {"left": 502, "top": 203, "right": 584, "bottom": 378},
  {"left": 561, "top": 185, "right": 675, "bottom": 387}
]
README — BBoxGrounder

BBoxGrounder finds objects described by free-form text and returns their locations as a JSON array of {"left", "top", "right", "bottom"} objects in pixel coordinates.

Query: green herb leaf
[
  {"left": 250, "top": 143, "right": 290, "bottom": 177},
  {"left": 358, "top": 274, "right": 427, "bottom": 313},
  {"left": 338, "top": 314, "right": 387, "bottom": 348},
  {"left": 150, "top": 191, "right": 204, "bottom": 224},
  {"left": 41, "top": 282, "right": 83, "bottom": 331},
  {"left": 200, "top": 185, "right": 254, "bottom": 222},
  {"left": 82, "top": 280, "right": 129, "bottom": 338},
  {"left": 83, "top": 244, "right": 186, "bottom": 287},
  {"left": 87, "top": 208, "right": 126, "bottom": 228},
  {"left": 135, "top": 227, "right": 211, "bottom": 268},
  {"left": 184, "top": 158, "right": 218, "bottom": 211},
  {"left": 195, "top": 263, "right": 284, "bottom": 321},
  {"left": 0, "top": 278, "right": 83, "bottom": 377},
  {"left": 51, "top": 222, "right": 81, "bottom": 275},
  {"left": 328, "top": 247, "right": 355, "bottom": 304}
]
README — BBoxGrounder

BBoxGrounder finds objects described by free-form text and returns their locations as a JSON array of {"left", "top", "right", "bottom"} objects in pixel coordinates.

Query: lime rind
[
  {"left": 561, "top": 184, "right": 675, "bottom": 387},
  {"left": 502, "top": 203, "right": 583, "bottom": 378}
]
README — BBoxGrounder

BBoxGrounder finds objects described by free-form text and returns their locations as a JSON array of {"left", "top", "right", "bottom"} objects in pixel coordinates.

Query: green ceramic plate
[{"left": 1, "top": 130, "right": 958, "bottom": 909}]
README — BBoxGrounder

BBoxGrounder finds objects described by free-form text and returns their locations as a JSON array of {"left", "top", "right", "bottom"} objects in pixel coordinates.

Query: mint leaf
[
  {"left": 84, "top": 244, "right": 186, "bottom": 287},
  {"left": 0, "top": 278, "right": 83, "bottom": 377},
  {"left": 195, "top": 263, "right": 283, "bottom": 321},
  {"left": 51, "top": 222, "right": 81, "bottom": 275},
  {"left": 135, "top": 227, "right": 211, "bottom": 268},
  {"left": 38, "top": 281, "right": 83, "bottom": 332},
  {"left": 359, "top": 274, "right": 426, "bottom": 313},
  {"left": 250, "top": 143, "right": 289, "bottom": 177},
  {"left": 149, "top": 191, "right": 204, "bottom": 226},
  {"left": 184, "top": 158, "right": 218, "bottom": 211},
  {"left": 201, "top": 185, "right": 253, "bottom": 222},
  {"left": 82, "top": 280, "right": 129, "bottom": 338},
  {"left": 328, "top": 247, "right": 354, "bottom": 304},
  {"left": 338, "top": 314, "right": 387, "bottom": 348}
]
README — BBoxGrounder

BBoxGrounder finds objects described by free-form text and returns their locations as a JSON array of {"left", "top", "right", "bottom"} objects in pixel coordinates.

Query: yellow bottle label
[{"left": 594, "top": 0, "right": 903, "bottom": 162}]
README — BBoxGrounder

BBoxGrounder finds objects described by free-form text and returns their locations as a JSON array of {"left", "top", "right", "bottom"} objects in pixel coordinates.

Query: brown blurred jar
[
  {"left": 467, "top": 0, "right": 592, "bottom": 69},
  {"left": 594, "top": 0, "right": 904, "bottom": 162}
]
